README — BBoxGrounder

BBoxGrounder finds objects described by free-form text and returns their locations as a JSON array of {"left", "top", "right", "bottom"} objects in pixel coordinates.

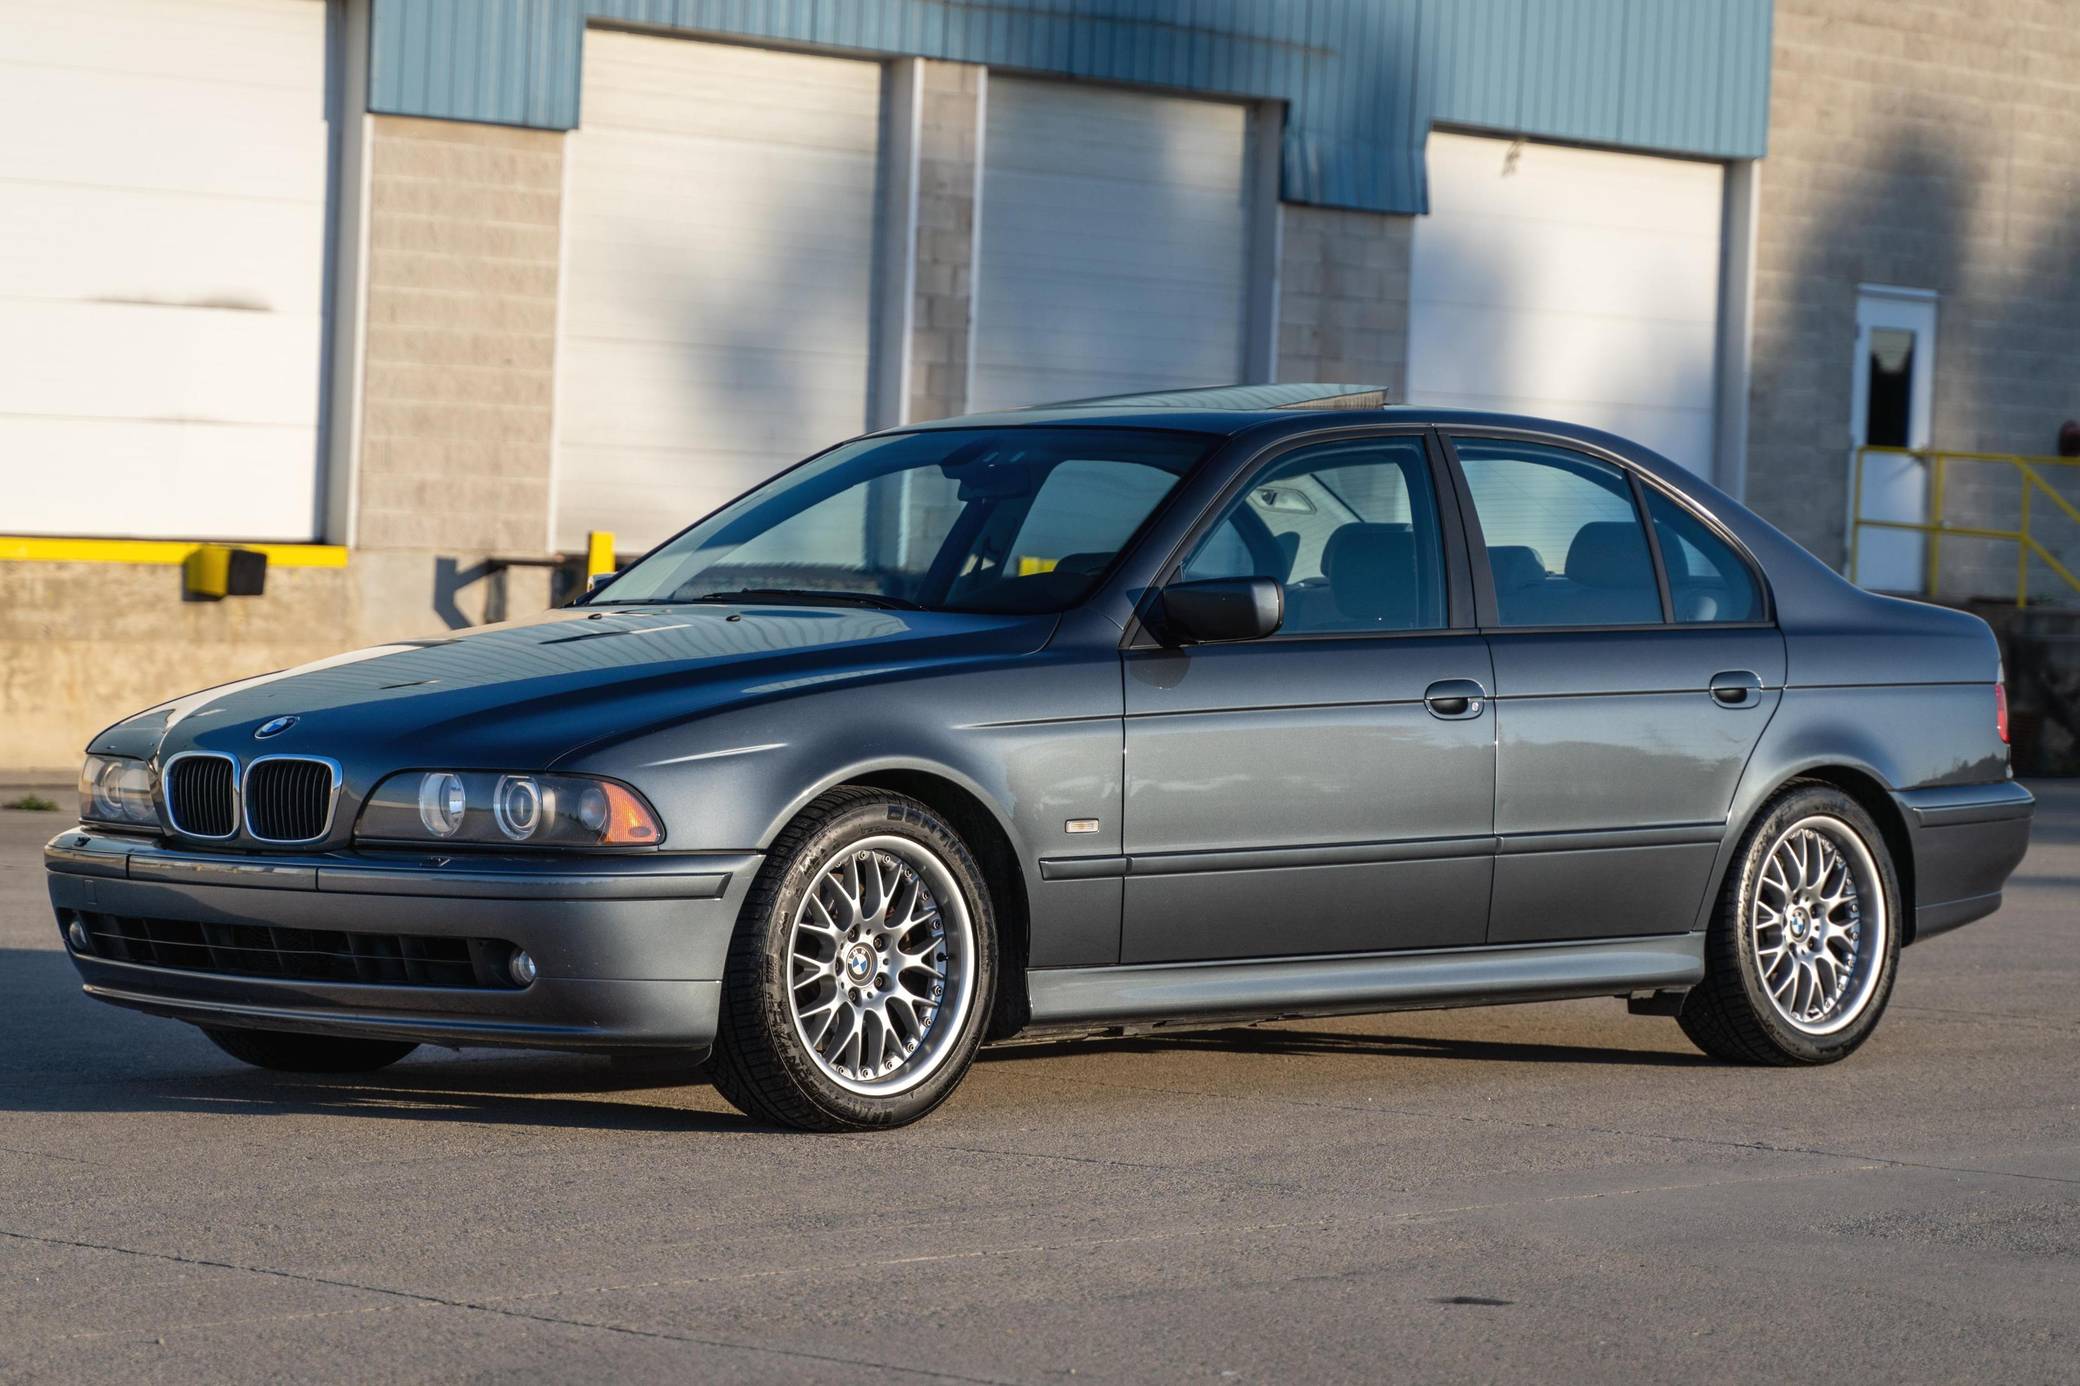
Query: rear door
[
  {"left": 1442, "top": 433, "right": 1784, "bottom": 944},
  {"left": 1119, "top": 430, "right": 1496, "bottom": 964}
]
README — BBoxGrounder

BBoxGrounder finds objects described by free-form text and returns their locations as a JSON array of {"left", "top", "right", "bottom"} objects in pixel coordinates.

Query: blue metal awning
[{"left": 367, "top": 0, "right": 1772, "bottom": 215}]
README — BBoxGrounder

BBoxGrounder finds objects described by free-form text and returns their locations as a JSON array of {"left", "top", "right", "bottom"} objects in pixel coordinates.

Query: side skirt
[{"left": 1021, "top": 934, "right": 1705, "bottom": 1033}]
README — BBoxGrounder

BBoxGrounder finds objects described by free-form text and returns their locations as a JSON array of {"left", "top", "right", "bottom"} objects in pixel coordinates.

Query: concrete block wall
[
  {"left": 908, "top": 62, "right": 983, "bottom": 423},
  {"left": 1748, "top": 0, "right": 2080, "bottom": 592},
  {"left": 1275, "top": 206, "right": 1413, "bottom": 397},
  {"left": 358, "top": 116, "right": 564, "bottom": 553},
  {"left": 0, "top": 554, "right": 546, "bottom": 774}
]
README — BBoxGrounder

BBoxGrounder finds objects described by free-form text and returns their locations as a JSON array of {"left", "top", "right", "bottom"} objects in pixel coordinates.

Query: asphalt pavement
[{"left": 2, "top": 784, "right": 2075, "bottom": 1384}]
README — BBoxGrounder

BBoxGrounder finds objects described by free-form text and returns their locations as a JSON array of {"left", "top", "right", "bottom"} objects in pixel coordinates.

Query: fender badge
[{"left": 254, "top": 715, "right": 300, "bottom": 739}]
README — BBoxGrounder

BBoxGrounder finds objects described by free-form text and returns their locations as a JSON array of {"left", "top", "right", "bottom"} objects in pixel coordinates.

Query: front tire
[
  {"left": 1679, "top": 783, "right": 1902, "bottom": 1064},
  {"left": 203, "top": 1027, "right": 419, "bottom": 1073},
  {"left": 711, "top": 788, "right": 998, "bottom": 1131}
]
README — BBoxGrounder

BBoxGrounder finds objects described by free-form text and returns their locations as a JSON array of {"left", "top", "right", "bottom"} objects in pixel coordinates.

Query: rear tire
[
  {"left": 711, "top": 787, "right": 997, "bottom": 1131},
  {"left": 203, "top": 1026, "right": 419, "bottom": 1073},
  {"left": 1679, "top": 783, "right": 1901, "bottom": 1065}
]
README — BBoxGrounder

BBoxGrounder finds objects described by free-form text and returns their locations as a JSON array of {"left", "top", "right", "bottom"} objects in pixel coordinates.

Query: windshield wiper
[{"left": 678, "top": 588, "right": 923, "bottom": 610}]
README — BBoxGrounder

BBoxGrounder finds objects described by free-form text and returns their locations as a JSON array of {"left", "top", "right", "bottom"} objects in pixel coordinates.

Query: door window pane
[
  {"left": 1864, "top": 327, "right": 1915, "bottom": 449},
  {"left": 1645, "top": 489, "right": 1763, "bottom": 623},
  {"left": 1180, "top": 437, "right": 1446, "bottom": 633},
  {"left": 1456, "top": 441, "right": 1662, "bottom": 626}
]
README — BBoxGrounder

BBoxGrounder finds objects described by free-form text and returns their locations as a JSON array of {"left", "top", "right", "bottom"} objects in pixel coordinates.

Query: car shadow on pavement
[
  {"left": 4, "top": 940, "right": 1702, "bottom": 1135},
  {"left": 980, "top": 1023, "right": 1711, "bottom": 1069},
  {"left": 0, "top": 946, "right": 772, "bottom": 1132}
]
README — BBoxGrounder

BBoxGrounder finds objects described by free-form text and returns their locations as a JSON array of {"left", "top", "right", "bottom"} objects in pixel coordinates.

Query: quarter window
[
  {"left": 1645, "top": 488, "right": 1763, "bottom": 623},
  {"left": 1179, "top": 437, "right": 1447, "bottom": 634},
  {"left": 1455, "top": 441, "right": 1662, "bottom": 627}
]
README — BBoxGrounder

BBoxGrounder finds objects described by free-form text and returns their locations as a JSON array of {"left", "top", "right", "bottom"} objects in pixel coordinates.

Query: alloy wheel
[
  {"left": 1750, "top": 814, "right": 1889, "bottom": 1036},
  {"left": 785, "top": 836, "right": 977, "bottom": 1096}
]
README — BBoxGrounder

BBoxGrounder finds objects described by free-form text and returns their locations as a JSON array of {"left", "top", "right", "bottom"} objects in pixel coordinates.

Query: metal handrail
[{"left": 1850, "top": 446, "right": 2080, "bottom": 606}]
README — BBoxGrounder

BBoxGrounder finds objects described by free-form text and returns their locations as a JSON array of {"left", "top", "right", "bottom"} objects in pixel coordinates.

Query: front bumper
[{"left": 46, "top": 828, "right": 760, "bottom": 1052}]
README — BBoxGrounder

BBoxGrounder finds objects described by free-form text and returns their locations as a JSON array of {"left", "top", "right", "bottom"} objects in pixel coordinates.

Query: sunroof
[{"left": 1027, "top": 383, "right": 1393, "bottom": 412}]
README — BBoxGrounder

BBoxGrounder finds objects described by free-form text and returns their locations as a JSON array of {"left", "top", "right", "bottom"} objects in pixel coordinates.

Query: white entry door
[
  {"left": 556, "top": 31, "right": 884, "bottom": 552},
  {"left": 1848, "top": 286, "right": 1938, "bottom": 593}
]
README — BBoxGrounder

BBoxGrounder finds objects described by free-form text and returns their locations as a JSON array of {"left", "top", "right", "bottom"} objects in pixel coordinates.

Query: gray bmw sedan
[{"left": 48, "top": 385, "right": 2034, "bottom": 1130}]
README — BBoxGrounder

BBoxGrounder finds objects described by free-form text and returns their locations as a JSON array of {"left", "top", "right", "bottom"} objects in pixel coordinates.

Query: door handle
[
  {"left": 1424, "top": 678, "right": 1487, "bottom": 720},
  {"left": 1708, "top": 670, "right": 1764, "bottom": 709}
]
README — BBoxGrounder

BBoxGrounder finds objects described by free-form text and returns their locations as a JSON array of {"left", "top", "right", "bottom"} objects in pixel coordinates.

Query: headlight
[
  {"left": 356, "top": 771, "right": 663, "bottom": 848},
  {"left": 78, "top": 754, "right": 159, "bottom": 829}
]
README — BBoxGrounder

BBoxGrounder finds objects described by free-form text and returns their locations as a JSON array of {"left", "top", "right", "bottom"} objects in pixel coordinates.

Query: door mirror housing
[{"left": 1160, "top": 577, "right": 1283, "bottom": 645}]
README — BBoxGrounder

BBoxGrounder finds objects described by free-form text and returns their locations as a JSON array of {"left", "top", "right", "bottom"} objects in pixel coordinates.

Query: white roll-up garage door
[
  {"left": 556, "top": 32, "right": 884, "bottom": 552},
  {"left": 1410, "top": 132, "right": 1724, "bottom": 474},
  {"left": 970, "top": 77, "right": 1254, "bottom": 414},
  {"left": 0, "top": 0, "right": 334, "bottom": 540}
]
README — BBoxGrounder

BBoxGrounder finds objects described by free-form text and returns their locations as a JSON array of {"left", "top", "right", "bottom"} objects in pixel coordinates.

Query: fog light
[
  {"left": 508, "top": 949, "right": 538, "bottom": 987},
  {"left": 66, "top": 918, "right": 91, "bottom": 953}
]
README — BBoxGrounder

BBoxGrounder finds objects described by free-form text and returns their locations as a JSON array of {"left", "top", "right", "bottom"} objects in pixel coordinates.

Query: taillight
[{"left": 1995, "top": 680, "right": 2010, "bottom": 745}]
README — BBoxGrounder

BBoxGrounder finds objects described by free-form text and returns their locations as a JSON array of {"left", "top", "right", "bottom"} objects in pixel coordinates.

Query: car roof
[{"left": 895, "top": 383, "right": 1621, "bottom": 441}]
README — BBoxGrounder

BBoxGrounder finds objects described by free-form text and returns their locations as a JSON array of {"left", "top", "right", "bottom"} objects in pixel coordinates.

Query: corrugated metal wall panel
[{"left": 365, "top": 0, "right": 1771, "bottom": 215}]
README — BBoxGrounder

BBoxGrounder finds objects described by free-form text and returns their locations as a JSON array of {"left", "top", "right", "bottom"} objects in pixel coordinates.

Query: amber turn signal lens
[{"left": 599, "top": 781, "right": 662, "bottom": 844}]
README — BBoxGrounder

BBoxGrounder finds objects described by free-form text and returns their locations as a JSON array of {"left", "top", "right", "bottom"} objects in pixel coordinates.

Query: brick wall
[
  {"left": 1749, "top": 0, "right": 2080, "bottom": 591},
  {"left": 358, "top": 116, "right": 563, "bottom": 552},
  {"left": 1275, "top": 206, "right": 1413, "bottom": 396},
  {"left": 909, "top": 62, "right": 982, "bottom": 423}
]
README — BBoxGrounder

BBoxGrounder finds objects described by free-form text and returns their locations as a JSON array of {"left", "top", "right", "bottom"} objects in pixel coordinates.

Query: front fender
[{"left": 566, "top": 648, "right": 1129, "bottom": 968}]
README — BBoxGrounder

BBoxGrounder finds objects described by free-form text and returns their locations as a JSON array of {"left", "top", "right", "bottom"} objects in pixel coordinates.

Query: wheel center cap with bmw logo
[
  {"left": 845, "top": 945, "right": 874, "bottom": 983},
  {"left": 254, "top": 716, "right": 299, "bottom": 739}
]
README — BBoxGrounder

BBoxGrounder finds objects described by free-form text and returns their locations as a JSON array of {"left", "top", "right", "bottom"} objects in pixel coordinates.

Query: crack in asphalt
[
  {"left": 15, "top": 1161, "right": 1886, "bottom": 1356},
  {"left": 1083, "top": 1079, "right": 2080, "bottom": 1187},
  {"left": 0, "top": 1227, "right": 1018, "bottom": 1384}
]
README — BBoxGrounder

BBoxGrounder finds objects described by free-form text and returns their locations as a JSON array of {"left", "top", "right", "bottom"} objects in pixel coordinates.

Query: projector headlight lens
[
  {"left": 357, "top": 771, "right": 662, "bottom": 848},
  {"left": 417, "top": 771, "right": 466, "bottom": 838},
  {"left": 491, "top": 775, "right": 544, "bottom": 841},
  {"left": 78, "top": 754, "right": 160, "bottom": 828}
]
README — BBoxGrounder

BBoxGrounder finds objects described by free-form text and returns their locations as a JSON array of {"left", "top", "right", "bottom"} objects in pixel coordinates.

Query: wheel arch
[
  {"left": 1711, "top": 760, "right": 1917, "bottom": 941},
  {"left": 775, "top": 762, "right": 1033, "bottom": 1040}
]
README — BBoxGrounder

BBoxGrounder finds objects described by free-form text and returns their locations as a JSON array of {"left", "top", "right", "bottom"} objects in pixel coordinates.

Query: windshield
[{"left": 591, "top": 428, "right": 1210, "bottom": 614}]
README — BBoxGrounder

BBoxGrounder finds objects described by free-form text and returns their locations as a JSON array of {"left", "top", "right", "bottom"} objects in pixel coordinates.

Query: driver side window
[{"left": 1180, "top": 437, "right": 1447, "bottom": 634}]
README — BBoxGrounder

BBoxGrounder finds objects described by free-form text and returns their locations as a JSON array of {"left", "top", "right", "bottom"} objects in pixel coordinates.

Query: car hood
[{"left": 93, "top": 605, "right": 1058, "bottom": 768}]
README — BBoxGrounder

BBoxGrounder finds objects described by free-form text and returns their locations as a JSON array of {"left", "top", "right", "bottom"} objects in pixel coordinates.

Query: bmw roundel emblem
[{"left": 254, "top": 715, "right": 299, "bottom": 739}]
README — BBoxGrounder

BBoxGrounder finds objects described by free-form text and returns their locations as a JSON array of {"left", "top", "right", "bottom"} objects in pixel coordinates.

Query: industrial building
[{"left": 3, "top": 0, "right": 2076, "bottom": 769}]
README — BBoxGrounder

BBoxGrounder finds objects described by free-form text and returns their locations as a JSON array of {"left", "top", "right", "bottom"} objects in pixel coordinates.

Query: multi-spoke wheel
[
  {"left": 1680, "top": 783, "right": 1901, "bottom": 1064},
  {"left": 786, "top": 840, "right": 974, "bottom": 1094},
  {"left": 711, "top": 788, "right": 996, "bottom": 1130}
]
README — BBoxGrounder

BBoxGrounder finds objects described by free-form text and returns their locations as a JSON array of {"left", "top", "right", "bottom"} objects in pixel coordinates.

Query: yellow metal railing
[{"left": 1850, "top": 447, "right": 2080, "bottom": 607}]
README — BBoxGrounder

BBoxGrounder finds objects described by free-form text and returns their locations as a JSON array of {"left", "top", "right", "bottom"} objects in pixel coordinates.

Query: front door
[
  {"left": 1120, "top": 432, "right": 1496, "bottom": 964},
  {"left": 1445, "top": 434, "right": 1786, "bottom": 944}
]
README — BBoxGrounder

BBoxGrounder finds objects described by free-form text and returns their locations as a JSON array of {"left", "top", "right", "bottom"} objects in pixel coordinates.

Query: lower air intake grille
[
  {"left": 243, "top": 757, "right": 336, "bottom": 842},
  {"left": 165, "top": 755, "right": 237, "bottom": 838},
  {"left": 72, "top": 913, "right": 523, "bottom": 989}
]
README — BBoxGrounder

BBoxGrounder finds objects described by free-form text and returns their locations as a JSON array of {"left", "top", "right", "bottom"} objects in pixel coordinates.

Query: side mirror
[
  {"left": 1159, "top": 577, "right": 1283, "bottom": 645},
  {"left": 586, "top": 570, "right": 621, "bottom": 597}
]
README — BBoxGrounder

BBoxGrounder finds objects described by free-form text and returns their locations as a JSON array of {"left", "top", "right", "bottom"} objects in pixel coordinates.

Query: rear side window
[
  {"left": 1455, "top": 441, "right": 1661, "bottom": 627},
  {"left": 1644, "top": 488, "right": 1763, "bottom": 623}
]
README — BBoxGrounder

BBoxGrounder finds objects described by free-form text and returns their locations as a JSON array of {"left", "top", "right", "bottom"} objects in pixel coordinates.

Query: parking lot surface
[{"left": 2, "top": 785, "right": 2075, "bottom": 1384}]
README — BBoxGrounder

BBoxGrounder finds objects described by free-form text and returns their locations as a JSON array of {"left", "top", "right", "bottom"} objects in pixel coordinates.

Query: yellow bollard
[{"left": 586, "top": 530, "right": 616, "bottom": 583}]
